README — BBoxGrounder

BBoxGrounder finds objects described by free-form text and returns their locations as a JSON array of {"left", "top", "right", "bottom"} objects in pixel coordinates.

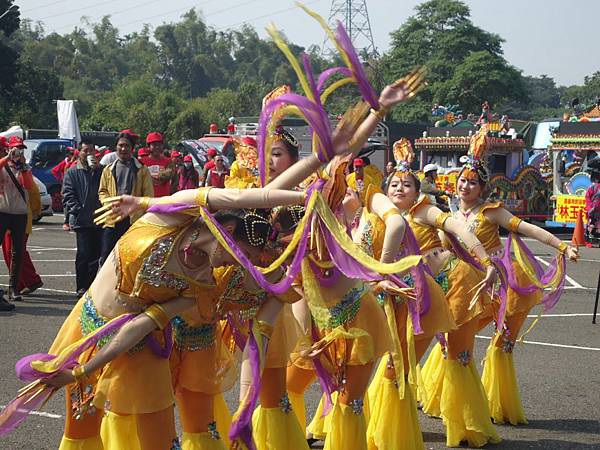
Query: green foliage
[{"left": 1, "top": 0, "right": 599, "bottom": 136}]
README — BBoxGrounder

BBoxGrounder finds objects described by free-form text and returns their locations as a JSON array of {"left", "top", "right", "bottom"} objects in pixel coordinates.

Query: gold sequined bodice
[
  {"left": 462, "top": 202, "right": 502, "bottom": 253},
  {"left": 406, "top": 196, "right": 443, "bottom": 253}
]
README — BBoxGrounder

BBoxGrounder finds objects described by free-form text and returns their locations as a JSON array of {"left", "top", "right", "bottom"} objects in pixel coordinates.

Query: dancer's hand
[
  {"left": 331, "top": 118, "right": 356, "bottom": 157},
  {"left": 42, "top": 369, "right": 75, "bottom": 389},
  {"left": 566, "top": 245, "right": 579, "bottom": 262},
  {"left": 94, "top": 195, "right": 144, "bottom": 226},
  {"left": 378, "top": 66, "right": 427, "bottom": 110},
  {"left": 483, "top": 265, "right": 497, "bottom": 291}
]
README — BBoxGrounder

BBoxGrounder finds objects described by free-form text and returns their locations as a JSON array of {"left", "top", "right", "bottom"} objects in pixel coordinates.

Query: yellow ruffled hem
[
  {"left": 366, "top": 377, "right": 424, "bottom": 450},
  {"left": 252, "top": 406, "right": 309, "bottom": 450},
  {"left": 59, "top": 435, "right": 103, "bottom": 450},
  {"left": 288, "top": 391, "right": 307, "bottom": 432},
  {"left": 420, "top": 344, "right": 444, "bottom": 418},
  {"left": 323, "top": 402, "right": 367, "bottom": 450},
  {"left": 182, "top": 432, "right": 227, "bottom": 450},
  {"left": 482, "top": 344, "right": 528, "bottom": 425},
  {"left": 100, "top": 411, "right": 141, "bottom": 450},
  {"left": 441, "top": 360, "right": 501, "bottom": 448},
  {"left": 307, "top": 392, "right": 336, "bottom": 440}
]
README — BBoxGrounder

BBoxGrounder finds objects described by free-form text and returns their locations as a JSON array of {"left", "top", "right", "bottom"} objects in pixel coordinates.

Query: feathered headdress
[
  {"left": 460, "top": 124, "right": 490, "bottom": 183},
  {"left": 392, "top": 138, "right": 415, "bottom": 176}
]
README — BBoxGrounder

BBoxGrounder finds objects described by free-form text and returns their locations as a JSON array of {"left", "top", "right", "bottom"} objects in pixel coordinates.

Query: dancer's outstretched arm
[
  {"left": 486, "top": 206, "right": 578, "bottom": 260},
  {"left": 43, "top": 297, "right": 196, "bottom": 388}
]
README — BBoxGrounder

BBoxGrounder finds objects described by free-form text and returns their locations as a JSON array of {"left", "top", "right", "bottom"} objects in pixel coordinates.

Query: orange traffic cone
[{"left": 572, "top": 210, "right": 585, "bottom": 246}]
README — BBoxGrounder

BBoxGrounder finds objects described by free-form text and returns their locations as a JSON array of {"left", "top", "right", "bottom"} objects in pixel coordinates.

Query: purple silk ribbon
[
  {"left": 228, "top": 321, "right": 261, "bottom": 450},
  {"left": 0, "top": 313, "right": 137, "bottom": 435}
]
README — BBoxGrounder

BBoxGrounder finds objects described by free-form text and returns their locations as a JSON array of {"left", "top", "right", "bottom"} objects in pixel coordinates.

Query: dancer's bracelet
[
  {"left": 139, "top": 197, "right": 152, "bottom": 212},
  {"left": 144, "top": 304, "right": 170, "bottom": 330},
  {"left": 71, "top": 365, "right": 87, "bottom": 382},
  {"left": 257, "top": 320, "right": 274, "bottom": 339},
  {"left": 558, "top": 242, "right": 568, "bottom": 253},
  {"left": 481, "top": 256, "right": 493, "bottom": 268},
  {"left": 370, "top": 107, "right": 389, "bottom": 121}
]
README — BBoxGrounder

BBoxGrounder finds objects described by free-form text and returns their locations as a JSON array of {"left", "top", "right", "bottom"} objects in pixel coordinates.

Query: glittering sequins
[
  {"left": 219, "top": 267, "right": 265, "bottom": 313},
  {"left": 279, "top": 393, "right": 292, "bottom": 414},
  {"left": 171, "top": 316, "right": 216, "bottom": 351},
  {"left": 359, "top": 220, "right": 375, "bottom": 256},
  {"left": 348, "top": 398, "right": 364, "bottom": 415},
  {"left": 79, "top": 293, "right": 145, "bottom": 353},
  {"left": 170, "top": 438, "right": 182, "bottom": 449},
  {"left": 434, "top": 270, "right": 449, "bottom": 294},
  {"left": 313, "top": 284, "right": 367, "bottom": 329},
  {"left": 457, "top": 350, "right": 471, "bottom": 366},
  {"left": 208, "top": 422, "right": 220, "bottom": 440},
  {"left": 137, "top": 237, "right": 189, "bottom": 292}
]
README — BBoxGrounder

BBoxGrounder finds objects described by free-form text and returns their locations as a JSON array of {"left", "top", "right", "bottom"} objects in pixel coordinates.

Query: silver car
[{"left": 33, "top": 176, "right": 53, "bottom": 223}]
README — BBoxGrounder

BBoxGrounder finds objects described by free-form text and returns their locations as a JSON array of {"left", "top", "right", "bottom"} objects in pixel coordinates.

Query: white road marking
[
  {"left": 527, "top": 313, "right": 595, "bottom": 317},
  {"left": 0, "top": 274, "right": 73, "bottom": 278},
  {"left": 31, "top": 260, "right": 75, "bottom": 262},
  {"left": 29, "top": 247, "right": 76, "bottom": 252},
  {"left": 0, "top": 283, "right": 74, "bottom": 295},
  {"left": 563, "top": 286, "right": 595, "bottom": 290},
  {"left": 476, "top": 335, "right": 600, "bottom": 351},
  {"left": 577, "top": 258, "right": 600, "bottom": 263},
  {"left": 31, "top": 227, "right": 45, "bottom": 231},
  {"left": 535, "top": 256, "right": 584, "bottom": 288},
  {"left": 0, "top": 406, "right": 62, "bottom": 419}
]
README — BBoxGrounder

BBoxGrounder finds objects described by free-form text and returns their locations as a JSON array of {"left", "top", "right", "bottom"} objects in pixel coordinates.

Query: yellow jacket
[
  {"left": 26, "top": 182, "right": 41, "bottom": 235},
  {"left": 98, "top": 158, "right": 154, "bottom": 225}
]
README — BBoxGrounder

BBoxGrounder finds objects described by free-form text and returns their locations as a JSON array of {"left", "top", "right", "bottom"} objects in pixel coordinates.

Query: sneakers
[
  {"left": 7, "top": 287, "right": 22, "bottom": 302},
  {"left": 19, "top": 281, "right": 44, "bottom": 296},
  {"left": 0, "top": 291, "right": 15, "bottom": 311}
]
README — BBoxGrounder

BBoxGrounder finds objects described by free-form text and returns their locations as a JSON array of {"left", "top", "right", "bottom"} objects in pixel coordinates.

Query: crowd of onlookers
[{"left": 0, "top": 129, "right": 228, "bottom": 310}]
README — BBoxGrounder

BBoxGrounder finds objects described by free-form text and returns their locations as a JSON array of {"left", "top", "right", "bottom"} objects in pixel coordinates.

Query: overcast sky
[{"left": 13, "top": 0, "right": 600, "bottom": 86}]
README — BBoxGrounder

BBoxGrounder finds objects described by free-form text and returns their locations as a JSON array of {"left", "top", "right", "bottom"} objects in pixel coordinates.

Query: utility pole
[{"left": 321, "top": 0, "right": 377, "bottom": 59}]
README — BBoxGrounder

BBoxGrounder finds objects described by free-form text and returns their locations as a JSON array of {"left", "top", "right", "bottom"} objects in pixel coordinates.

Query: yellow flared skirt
[
  {"left": 323, "top": 402, "right": 368, "bottom": 450},
  {"left": 252, "top": 406, "right": 310, "bottom": 450},
  {"left": 366, "top": 362, "right": 424, "bottom": 450},
  {"left": 481, "top": 344, "right": 528, "bottom": 425},
  {"left": 441, "top": 359, "right": 501, "bottom": 448}
]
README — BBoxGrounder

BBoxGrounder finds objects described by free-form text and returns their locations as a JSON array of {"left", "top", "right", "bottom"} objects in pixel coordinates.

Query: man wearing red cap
[
  {"left": 139, "top": 132, "right": 174, "bottom": 197},
  {"left": 0, "top": 137, "right": 35, "bottom": 305}
]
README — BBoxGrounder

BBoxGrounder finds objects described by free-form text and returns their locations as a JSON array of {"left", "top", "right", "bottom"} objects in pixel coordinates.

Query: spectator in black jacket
[{"left": 62, "top": 140, "right": 103, "bottom": 296}]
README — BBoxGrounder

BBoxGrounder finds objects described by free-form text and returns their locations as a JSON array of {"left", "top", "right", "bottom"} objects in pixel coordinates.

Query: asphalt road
[{"left": 0, "top": 214, "right": 599, "bottom": 449}]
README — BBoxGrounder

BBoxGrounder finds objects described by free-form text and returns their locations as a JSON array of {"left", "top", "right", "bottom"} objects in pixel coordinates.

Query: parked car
[
  {"left": 23, "top": 139, "right": 72, "bottom": 211},
  {"left": 199, "top": 134, "right": 236, "bottom": 163},
  {"left": 32, "top": 176, "right": 53, "bottom": 223}
]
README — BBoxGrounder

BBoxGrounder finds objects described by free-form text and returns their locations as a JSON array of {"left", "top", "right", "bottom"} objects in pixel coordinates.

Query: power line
[
  {"left": 22, "top": 0, "right": 82, "bottom": 14},
  {"left": 214, "top": 0, "right": 323, "bottom": 32},
  {"left": 51, "top": 0, "right": 166, "bottom": 32},
  {"left": 115, "top": 0, "right": 257, "bottom": 29},
  {"left": 37, "top": 0, "right": 124, "bottom": 21}
]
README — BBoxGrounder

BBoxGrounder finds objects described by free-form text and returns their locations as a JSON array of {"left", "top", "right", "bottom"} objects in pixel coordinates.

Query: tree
[
  {"left": 0, "top": 0, "right": 20, "bottom": 127},
  {"left": 382, "top": 0, "right": 522, "bottom": 122}
]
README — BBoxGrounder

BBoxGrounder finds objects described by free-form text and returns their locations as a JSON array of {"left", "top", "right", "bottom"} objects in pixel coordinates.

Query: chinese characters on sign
[
  {"left": 554, "top": 195, "right": 588, "bottom": 224},
  {"left": 435, "top": 173, "right": 458, "bottom": 195}
]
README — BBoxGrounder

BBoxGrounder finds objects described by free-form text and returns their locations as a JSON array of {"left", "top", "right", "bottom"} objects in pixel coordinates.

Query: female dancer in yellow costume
[
  {"left": 3, "top": 149, "right": 346, "bottom": 450},
  {"left": 384, "top": 138, "right": 501, "bottom": 448},
  {"left": 223, "top": 128, "right": 312, "bottom": 450},
  {"left": 447, "top": 126, "right": 578, "bottom": 427}
]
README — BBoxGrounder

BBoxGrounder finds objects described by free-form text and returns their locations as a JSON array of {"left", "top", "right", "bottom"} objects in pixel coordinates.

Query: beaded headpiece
[
  {"left": 241, "top": 210, "right": 272, "bottom": 248},
  {"left": 392, "top": 138, "right": 415, "bottom": 178},
  {"left": 272, "top": 125, "right": 299, "bottom": 150},
  {"left": 460, "top": 124, "right": 490, "bottom": 183}
]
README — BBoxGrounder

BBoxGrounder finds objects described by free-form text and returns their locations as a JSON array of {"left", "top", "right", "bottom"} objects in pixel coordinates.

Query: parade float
[
  {"left": 545, "top": 103, "right": 600, "bottom": 227},
  {"left": 414, "top": 102, "right": 550, "bottom": 219}
]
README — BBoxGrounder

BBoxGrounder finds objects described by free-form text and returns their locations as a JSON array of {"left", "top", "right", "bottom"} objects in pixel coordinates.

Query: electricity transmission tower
[{"left": 322, "top": 0, "right": 377, "bottom": 59}]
